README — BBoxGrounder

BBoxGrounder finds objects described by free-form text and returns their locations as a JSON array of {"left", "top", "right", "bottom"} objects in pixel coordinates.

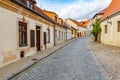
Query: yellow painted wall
[
  {"left": 43, "top": 11, "right": 57, "bottom": 21},
  {"left": 57, "top": 18, "right": 62, "bottom": 25}
]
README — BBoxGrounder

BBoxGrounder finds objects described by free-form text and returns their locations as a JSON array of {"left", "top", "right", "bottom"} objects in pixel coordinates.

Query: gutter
[{"left": 100, "top": 10, "right": 120, "bottom": 23}]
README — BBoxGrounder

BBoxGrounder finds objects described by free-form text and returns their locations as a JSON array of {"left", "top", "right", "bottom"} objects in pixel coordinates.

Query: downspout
[
  {"left": 66, "top": 27, "right": 67, "bottom": 42},
  {"left": 54, "top": 23, "right": 56, "bottom": 46}
]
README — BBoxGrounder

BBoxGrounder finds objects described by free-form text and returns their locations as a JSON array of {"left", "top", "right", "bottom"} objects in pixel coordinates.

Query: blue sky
[{"left": 36, "top": 0, "right": 112, "bottom": 20}]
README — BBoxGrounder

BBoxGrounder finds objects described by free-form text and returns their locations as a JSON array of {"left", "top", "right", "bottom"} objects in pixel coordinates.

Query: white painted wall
[{"left": 0, "top": 6, "right": 54, "bottom": 67}]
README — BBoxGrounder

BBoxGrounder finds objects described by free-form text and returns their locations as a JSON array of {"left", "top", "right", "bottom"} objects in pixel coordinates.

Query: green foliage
[{"left": 92, "top": 18, "right": 101, "bottom": 41}]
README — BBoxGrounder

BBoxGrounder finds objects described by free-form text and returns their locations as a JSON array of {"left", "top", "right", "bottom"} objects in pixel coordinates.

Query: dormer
[
  {"left": 19, "top": 0, "right": 36, "bottom": 10},
  {"left": 55, "top": 16, "right": 57, "bottom": 22},
  {"left": 57, "top": 18, "right": 63, "bottom": 25},
  {"left": 42, "top": 10, "right": 58, "bottom": 22}
]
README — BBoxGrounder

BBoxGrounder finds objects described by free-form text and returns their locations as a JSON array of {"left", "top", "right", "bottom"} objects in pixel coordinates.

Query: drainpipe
[
  {"left": 54, "top": 23, "right": 56, "bottom": 46},
  {"left": 66, "top": 27, "right": 67, "bottom": 42}
]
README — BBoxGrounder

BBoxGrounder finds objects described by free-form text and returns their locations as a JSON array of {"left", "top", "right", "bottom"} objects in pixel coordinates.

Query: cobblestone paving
[
  {"left": 89, "top": 39, "right": 120, "bottom": 80},
  {"left": 11, "top": 36, "right": 106, "bottom": 80}
]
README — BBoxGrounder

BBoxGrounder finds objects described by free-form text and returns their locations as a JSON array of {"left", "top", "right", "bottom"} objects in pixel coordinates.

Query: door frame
[{"left": 36, "top": 26, "right": 41, "bottom": 51}]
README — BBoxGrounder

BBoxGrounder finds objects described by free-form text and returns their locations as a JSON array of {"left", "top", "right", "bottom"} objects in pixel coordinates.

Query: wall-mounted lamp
[
  {"left": 107, "top": 17, "right": 112, "bottom": 24},
  {"left": 22, "top": 16, "right": 26, "bottom": 22}
]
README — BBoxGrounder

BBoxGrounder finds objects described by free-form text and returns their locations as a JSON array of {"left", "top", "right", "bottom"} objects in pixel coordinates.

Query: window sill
[{"left": 19, "top": 44, "right": 28, "bottom": 47}]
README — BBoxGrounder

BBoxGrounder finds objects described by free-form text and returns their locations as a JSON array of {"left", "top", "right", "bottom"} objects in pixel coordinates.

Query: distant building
[
  {"left": 65, "top": 19, "right": 79, "bottom": 38},
  {"left": 42, "top": 10, "right": 67, "bottom": 45},
  {"left": 66, "top": 19, "right": 88, "bottom": 38}
]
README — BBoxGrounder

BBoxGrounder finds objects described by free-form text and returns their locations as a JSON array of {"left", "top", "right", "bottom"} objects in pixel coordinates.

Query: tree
[{"left": 92, "top": 18, "right": 101, "bottom": 41}]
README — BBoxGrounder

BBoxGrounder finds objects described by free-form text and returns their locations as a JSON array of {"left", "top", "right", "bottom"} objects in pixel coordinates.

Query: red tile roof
[
  {"left": 70, "top": 19, "right": 90, "bottom": 28},
  {"left": 34, "top": 6, "right": 55, "bottom": 23},
  {"left": 92, "top": 9, "right": 106, "bottom": 19},
  {"left": 102, "top": 0, "right": 120, "bottom": 20}
]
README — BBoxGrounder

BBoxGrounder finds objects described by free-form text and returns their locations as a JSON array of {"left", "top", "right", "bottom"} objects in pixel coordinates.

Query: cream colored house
[
  {"left": 64, "top": 22, "right": 72, "bottom": 40},
  {"left": 66, "top": 19, "right": 88, "bottom": 37},
  {"left": 0, "top": 0, "right": 55, "bottom": 67},
  {"left": 87, "top": 20, "right": 92, "bottom": 35},
  {"left": 100, "top": 0, "right": 120, "bottom": 47},
  {"left": 78, "top": 20, "right": 89, "bottom": 37},
  {"left": 65, "top": 19, "right": 78, "bottom": 38},
  {"left": 42, "top": 10, "right": 67, "bottom": 45}
]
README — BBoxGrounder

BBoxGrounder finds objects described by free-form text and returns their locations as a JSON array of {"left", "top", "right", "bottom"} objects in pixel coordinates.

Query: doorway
[
  {"left": 36, "top": 26, "right": 41, "bottom": 51},
  {"left": 43, "top": 32, "right": 46, "bottom": 49}
]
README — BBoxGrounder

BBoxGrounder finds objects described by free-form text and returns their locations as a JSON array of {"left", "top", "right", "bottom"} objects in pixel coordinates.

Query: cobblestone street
[
  {"left": 11, "top": 36, "right": 105, "bottom": 80},
  {"left": 89, "top": 39, "right": 120, "bottom": 80}
]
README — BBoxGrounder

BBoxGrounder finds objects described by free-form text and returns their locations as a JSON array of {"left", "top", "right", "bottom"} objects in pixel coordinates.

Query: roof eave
[
  {"left": 10, "top": 0, "right": 55, "bottom": 24},
  {"left": 100, "top": 10, "right": 120, "bottom": 23}
]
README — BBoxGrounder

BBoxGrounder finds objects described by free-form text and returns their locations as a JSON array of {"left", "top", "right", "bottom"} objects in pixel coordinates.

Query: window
[
  {"left": 30, "top": 30, "right": 35, "bottom": 47},
  {"left": 118, "top": 21, "right": 120, "bottom": 32},
  {"left": 19, "top": 21, "right": 27, "bottom": 47},
  {"left": 84, "top": 31, "right": 86, "bottom": 35},
  {"left": 105, "top": 25, "right": 107, "bottom": 33},
  {"left": 72, "top": 30, "right": 73, "bottom": 34},
  {"left": 55, "top": 16, "right": 57, "bottom": 22},
  {"left": 27, "top": 1, "right": 33, "bottom": 9}
]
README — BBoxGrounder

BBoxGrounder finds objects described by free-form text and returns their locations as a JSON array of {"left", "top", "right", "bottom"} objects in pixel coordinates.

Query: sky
[{"left": 36, "top": 0, "right": 112, "bottom": 20}]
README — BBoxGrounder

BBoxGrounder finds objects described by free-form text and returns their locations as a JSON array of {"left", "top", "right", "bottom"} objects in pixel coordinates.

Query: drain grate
[{"left": 32, "top": 58, "right": 39, "bottom": 61}]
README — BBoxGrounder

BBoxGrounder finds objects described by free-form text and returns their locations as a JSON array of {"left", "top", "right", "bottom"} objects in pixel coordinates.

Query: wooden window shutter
[{"left": 30, "top": 30, "right": 35, "bottom": 47}]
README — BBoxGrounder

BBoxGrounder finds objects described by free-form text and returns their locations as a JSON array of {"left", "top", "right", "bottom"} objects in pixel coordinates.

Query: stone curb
[{"left": 7, "top": 38, "right": 77, "bottom": 80}]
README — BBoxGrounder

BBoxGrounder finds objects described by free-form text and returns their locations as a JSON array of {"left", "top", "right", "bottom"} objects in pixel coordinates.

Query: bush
[{"left": 92, "top": 18, "right": 101, "bottom": 41}]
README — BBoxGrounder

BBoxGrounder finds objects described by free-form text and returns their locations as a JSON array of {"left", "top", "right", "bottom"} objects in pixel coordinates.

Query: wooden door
[
  {"left": 43, "top": 32, "right": 46, "bottom": 49},
  {"left": 36, "top": 26, "right": 41, "bottom": 51}
]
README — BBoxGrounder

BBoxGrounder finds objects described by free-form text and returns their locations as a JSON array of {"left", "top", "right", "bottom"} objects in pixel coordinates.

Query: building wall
[
  {"left": 66, "top": 19, "right": 78, "bottom": 38},
  {"left": 55, "top": 25, "right": 66, "bottom": 44},
  {"left": 0, "top": 0, "right": 54, "bottom": 67},
  {"left": 66, "top": 19, "right": 78, "bottom": 30},
  {"left": 43, "top": 11, "right": 56, "bottom": 21},
  {"left": 78, "top": 27, "right": 87, "bottom": 36},
  {"left": 101, "top": 14, "right": 120, "bottom": 47},
  {"left": 67, "top": 29, "right": 72, "bottom": 40},
  {"left": 87, "top": 21, "right": 92, "bottom": 35}
]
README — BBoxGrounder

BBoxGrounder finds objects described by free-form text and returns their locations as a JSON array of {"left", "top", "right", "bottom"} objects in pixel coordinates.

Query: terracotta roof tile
[
  {"left": 102, "top": 0, "right": 120, "bottom": 20},
  {"left": 34, "top": 6, "right": 55, "bottom": 23},
  {"left": 70, "top": 19, "right": 90, "bottom": 28},
  {"left": 92, "top": 9, "right": 106, "bottom": 19}
]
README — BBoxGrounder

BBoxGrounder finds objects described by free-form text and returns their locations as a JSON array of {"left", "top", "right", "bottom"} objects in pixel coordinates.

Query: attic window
[
  {"left": 55, "top": 16, "right": 57, "bottom": 22},
  {"left": 27, "top": 1, "right": 33, "bottom": 9}
]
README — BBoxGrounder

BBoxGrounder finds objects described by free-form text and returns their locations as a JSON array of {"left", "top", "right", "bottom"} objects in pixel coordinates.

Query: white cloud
[{"left": 36, "top": 0, "right": 112, "bottom": 20}]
